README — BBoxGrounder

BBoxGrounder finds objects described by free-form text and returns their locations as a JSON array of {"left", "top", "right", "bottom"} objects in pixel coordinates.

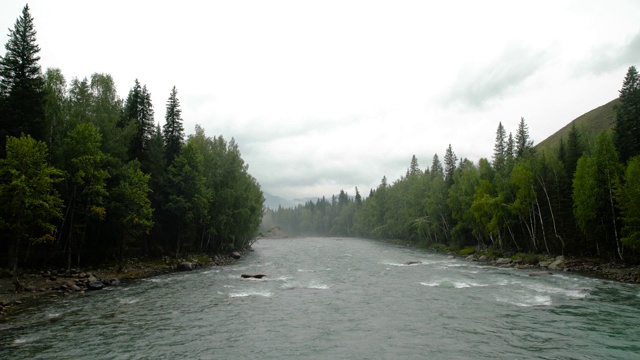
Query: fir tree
[
  {"left": 515, "top": 117, "right": 534, "bottom": 159},
  {"left": 163, "top": 86, "right": 184, "bottom": 165},
  {"left": 614, "top": 66, "right": 640, "bottom": 164},
  {"left": 444, "top": 144, "right": 457, "bottom": 188},
  {"left": 492, "top": 122, "right": 507, "bottom": 171},
  {"left": 0, "top": 5, "right": 45, "bottom": 152}
]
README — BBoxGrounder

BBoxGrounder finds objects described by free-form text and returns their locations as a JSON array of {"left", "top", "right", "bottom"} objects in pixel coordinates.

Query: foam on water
[
  {"left": 496, "top": 294, "right": 553, "bottom": 307},
  {"left": 228, "top": 290, "right": 272, "bottom": 298},
  {"left": 118, "top": 298, "right": 140, "bottom": 305}
]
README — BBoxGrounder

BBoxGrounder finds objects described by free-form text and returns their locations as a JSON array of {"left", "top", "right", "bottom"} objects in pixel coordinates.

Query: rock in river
[
  {"left": 241, "top": 274, "right": 267, "bottom": 279},
  {"left": 87, "top": 281, "right": 104, "bottom": 290}
]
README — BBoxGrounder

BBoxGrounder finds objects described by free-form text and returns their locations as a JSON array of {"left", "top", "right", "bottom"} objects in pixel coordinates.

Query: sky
[{"left": 2, "top": 0, "right": 640, "bottom": 201}]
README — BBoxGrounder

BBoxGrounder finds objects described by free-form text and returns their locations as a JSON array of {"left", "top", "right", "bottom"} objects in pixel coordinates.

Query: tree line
[
  {"left": 0, "top": 5, "right": 264, "bottom": 274},
  {"left": 265, "top": 66, "right": 640, "bottom": 262}
]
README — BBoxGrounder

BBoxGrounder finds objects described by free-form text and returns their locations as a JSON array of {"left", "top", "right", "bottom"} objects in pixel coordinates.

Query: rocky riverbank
[
  {"left": 0, "top": 251, "right": 247, "bottom": 318},
  {"left": 463, "top": 253, "right": 640, "bottom": 284}
]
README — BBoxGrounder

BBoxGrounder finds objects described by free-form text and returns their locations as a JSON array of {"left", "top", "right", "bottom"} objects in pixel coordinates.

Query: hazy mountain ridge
[{"left": 263, "top": 193, "right": 317, "bottom": 210}]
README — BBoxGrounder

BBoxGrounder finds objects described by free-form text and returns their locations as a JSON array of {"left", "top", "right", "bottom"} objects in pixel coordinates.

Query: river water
[{"left": 2, "top": 237, "right": 640, "bottom": 359}]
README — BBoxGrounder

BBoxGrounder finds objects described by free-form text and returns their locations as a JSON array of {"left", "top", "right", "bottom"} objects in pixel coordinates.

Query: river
[{"left": 1, "top": 237, "right": 640, "bottom": 359}]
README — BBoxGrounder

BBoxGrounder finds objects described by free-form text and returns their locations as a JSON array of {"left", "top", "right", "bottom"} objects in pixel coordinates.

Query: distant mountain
[
  {"left": 263, "top": 192, "right": 317, "bottom": 210},
  {"left": 537, "top": 98, "right": 618, "bottom": 152}
]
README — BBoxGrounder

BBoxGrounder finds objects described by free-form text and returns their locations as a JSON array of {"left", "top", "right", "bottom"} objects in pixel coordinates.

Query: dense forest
[
  {"left": 264, "top": 66, "right": 640, "bottom": 262},
  {"left": 0, "top": 5, "right": 265, "bottom": 274}
]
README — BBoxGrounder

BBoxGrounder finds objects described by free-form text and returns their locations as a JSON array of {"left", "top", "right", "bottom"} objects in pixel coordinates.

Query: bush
[{"left": 459, "top": 247, "right": 476, "bottom": 256}]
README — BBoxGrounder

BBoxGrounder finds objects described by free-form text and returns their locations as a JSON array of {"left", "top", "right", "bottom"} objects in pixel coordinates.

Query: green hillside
[{"left": 537, "top": 98, "right": 619, "bottom": 152}]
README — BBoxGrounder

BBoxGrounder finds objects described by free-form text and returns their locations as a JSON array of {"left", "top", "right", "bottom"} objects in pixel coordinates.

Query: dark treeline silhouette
[
  {"left": 0, "top": 5, "right": 264, "bottom": 275},
  {"left": 265, "top": 66, "right": 640, "bottom": 262}
]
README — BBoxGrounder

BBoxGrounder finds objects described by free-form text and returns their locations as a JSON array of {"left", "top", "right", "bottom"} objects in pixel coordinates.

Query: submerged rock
[
  {"left": 529, "top": 271, "right": 553, "bottom": 277},
  {"left": 404, "top": 261, "right": 422, "bottom": 265},
  {"left": 241, "top": 274, "right": 267, "bottom": 279}
]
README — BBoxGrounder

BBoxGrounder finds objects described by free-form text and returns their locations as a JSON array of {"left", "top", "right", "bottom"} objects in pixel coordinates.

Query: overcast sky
[{"left": 2, "top": 1, "right": 639, "bottom": 200}]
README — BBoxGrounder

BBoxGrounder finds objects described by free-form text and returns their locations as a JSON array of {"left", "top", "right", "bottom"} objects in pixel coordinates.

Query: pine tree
[
  {"left": 163, "top": 86, "right": 184, "bottom": 165},
  {"left": 123, "top": 81, "right": 154, "bottom": 162},
  {"left": 515, "top": 117, "right": 534, "bottom": 159},
  {"left": 614, "top": 66, "right": 640, "bottom": 164},
  {"left": 430, "top": 153, "right": 443, "bottom": 178},
  {"left": 0, "top": 5, "right": 45, "bottom": 152},
  {"left": 492, "top": 122, "right": 507, "bottom": 171},
  {"left": 444, "top": 144, "right": 457, "bottom": 188},
  {"left": 565, "top": 122, "right": 583, "bottom": 175}
]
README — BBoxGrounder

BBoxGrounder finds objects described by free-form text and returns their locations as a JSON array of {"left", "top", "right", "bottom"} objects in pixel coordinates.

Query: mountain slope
[{"left": 537, "top": 98, "right": 618, "bottom": 152}]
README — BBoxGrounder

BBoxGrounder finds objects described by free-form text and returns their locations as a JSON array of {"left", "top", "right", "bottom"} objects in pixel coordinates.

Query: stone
[
  {"left": 87, "top": 281, "right": 104, "bottom": 290},
  {"left": 241, "top": 274, "right": 267, "bottom": 279},
  {"left": 230, "top": 251, "right": 242, "bottom": 259},
  {"left": 466, "top": 255, "right": 477, "bottom": 261},
  {"left": 177, "top": 262, "right": 193, "bottom": 271},
  {"left": 109, "top": 279, "right": 120, "bottom": 286},
  {"left": 529, "top": 271, "right": 553, "bottom": 277},
  {"left": 403, "top": 261, "right": 422, "bottom": 265},
  {"left": 549, "top": 258, "right": 565, "bottom": 270},
  {"left": 496, "top": 258, "right": 512, "bottom": 265},
  {"left": 478, "top": 255, "right": 488, "bottom": 261},
  {"left": 538, "top": 261, "right": 552, "bottom": 268}
]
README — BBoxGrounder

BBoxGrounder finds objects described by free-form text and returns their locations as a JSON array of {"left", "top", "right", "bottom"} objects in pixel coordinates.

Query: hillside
[{"left": 536, "top": 98, "right": 618, "bottom": 152}]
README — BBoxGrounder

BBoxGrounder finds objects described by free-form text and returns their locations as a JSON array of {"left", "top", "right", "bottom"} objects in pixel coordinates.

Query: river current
[{"left": 2, "top": 237, "right": 640, "bottom": 359}]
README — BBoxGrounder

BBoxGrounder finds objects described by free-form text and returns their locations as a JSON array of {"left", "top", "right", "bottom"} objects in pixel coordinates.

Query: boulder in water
[
  {"left": 403, "top": 261, "right": 422, "bottom": 265},
  {"left": 528, "top": 271, "right": 553, "bottom": 277},
  {"left": 177, "top": 262, "right": 193, "bottom": 271},
  {"left": 496, "top": 258, "right": 512, "bottom": 265},
  {"left": 230, "top": 251, "right": 242, "bottom": 259},
  {"left": 241, "top": 274, "right": 267, "bottom": 279},
  {"left": 87, "top": 281, "right": 104, "bottom": 290}
]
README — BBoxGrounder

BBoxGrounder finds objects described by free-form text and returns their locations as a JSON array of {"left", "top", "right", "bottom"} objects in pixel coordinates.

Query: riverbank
[
  {"left": 427, "top": 247, "right": 640, "bottom": 284},
  {"left": 0, "top": 251, "right": 246, "bottom": 318}
]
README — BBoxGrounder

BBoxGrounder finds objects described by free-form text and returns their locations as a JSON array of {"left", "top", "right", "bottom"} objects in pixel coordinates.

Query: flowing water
[{"left": 2, "top": 237, "right": 640, "bottom": 359}]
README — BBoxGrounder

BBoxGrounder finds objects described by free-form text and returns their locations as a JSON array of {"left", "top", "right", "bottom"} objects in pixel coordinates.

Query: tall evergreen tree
[
  {"left": 123, "top": 80, "right": 154, "bottom": 163},
  {"left": 515, "top": 117, "right": 534, "bottom": 159},
  {"left": 444, "top": 144, "right": 457, "bottom": 188},
  {"left": 492, "top": 122, "right": 507, "bottom": 171},
  {"left": 614, "top": 66, "right": 640, "bottom": 164},
  {"left": 163, "top": 86, "right": 184, "bottom": 165},
  {"left": 0, "top": 5, "right": 45, "bottom": 152}
]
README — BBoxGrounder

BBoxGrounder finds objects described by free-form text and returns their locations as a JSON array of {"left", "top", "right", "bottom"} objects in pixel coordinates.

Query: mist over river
[{"left": 2, "top": 237, "right": 640, "bottom": 359}]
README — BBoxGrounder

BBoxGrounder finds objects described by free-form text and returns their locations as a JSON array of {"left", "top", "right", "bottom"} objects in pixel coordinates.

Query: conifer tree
[
  {"left": 614, "top": 66, "right": 640, "bottom": 164},
  {"left": 515, "top": 117, "right": 534, "bottom": 159},
  {"left": 0, "top": 5, "right": 45, "bottom": 152},
  {"left": 444, "top": 144, "right": 457, "bottom": 188},
  {"left": 163, "top": 86, "right": 184, "bottom": 165},
  {"left": 492, "top": 122, "right": 507, "bottom": 171}
]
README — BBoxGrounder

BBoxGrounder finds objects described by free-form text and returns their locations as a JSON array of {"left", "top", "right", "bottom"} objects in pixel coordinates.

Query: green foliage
[
  {"left": 617, "top": 157, "right": 640, "bottom": 249},
  {"left": 0, "top": 135, "right": 63, "bottom": 271},
  {"left": 458, "top": 247, "right": 476, "bottom": 256}
]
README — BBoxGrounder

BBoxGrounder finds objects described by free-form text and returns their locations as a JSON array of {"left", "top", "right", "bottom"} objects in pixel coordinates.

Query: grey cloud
[
  {"left": 580, "top": 31, "right": 640, "bottom": 75},
  {"left": 442, "top": 44, "right": 550, "bottom": 109}
]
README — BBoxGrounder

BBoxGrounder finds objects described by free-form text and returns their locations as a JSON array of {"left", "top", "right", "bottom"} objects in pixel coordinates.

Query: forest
[
  {"left": 265, "top": 66, "right": 640, "bottom": 263},
  {"left": 0, "top": 5, "right": 265, "bottom": 274}
]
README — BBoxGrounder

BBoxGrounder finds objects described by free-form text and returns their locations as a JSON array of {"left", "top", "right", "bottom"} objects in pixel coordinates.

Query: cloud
[
  {"left": 441, "top": 44, "right": 551, "bottom": 109},
  {"left": 580, "top": 30, "right": 640, "bottom": 75}
]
